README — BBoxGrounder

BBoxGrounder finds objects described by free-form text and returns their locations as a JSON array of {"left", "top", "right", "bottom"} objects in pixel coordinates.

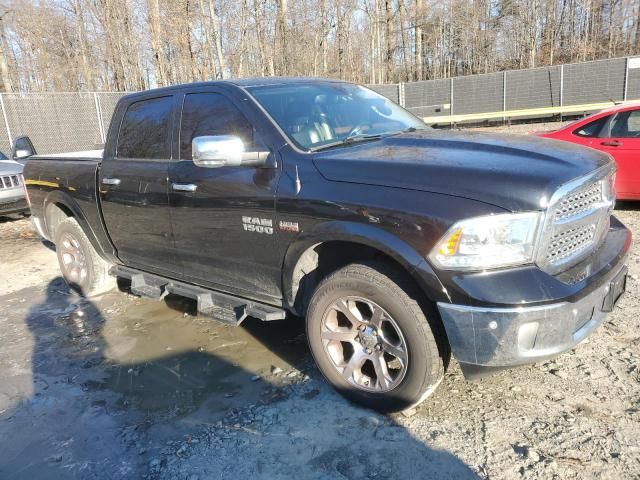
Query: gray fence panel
[
  {"left": 506, "top": 66, "right": 561, "bottom": 110},
  {"left": 1, "top": 57, "right": 638, "bottom": 151},
  {"left": 366, "top": 84, "right": 399, "bottom": 104},
  {"left": 563, "top": 58, "right": 626, "bottom": 105},
  {"left": 3, "top": 93, "right": 103, "bottom": 154},
  {"left": 97, "top": 92, "right": 127, "bottom": 138},
  {"left": 404, "top": 79, "right": 450, "bottom": 117},
  {"left": 452, "top": 72, "right": 504, "bottom": 115},
  {"left": 626, "top": 58, "right": 640, "bottom": 100}
]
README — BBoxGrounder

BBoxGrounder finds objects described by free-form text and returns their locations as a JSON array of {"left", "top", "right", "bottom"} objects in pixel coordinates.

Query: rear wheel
[
  {"left": 306, "top": 262, "right": 445, "bottom": 412},
  {"left": 55, "top": 217, "right": 116, "bottom": 297}
]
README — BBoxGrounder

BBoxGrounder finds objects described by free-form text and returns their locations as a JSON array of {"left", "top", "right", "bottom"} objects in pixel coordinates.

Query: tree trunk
[
  {"left": 384, "top": 0, "right": 394, "bottom": 81},
  {"left": 415, "top": 0, "right": 423, "bottom": 81},
  {"left": 208, "top": 0, "right": 226, "bottom": 78},
  {"left": 199, "top": 0, "right": 217, "bottom": 78},
  {"left": 237, "top": 0, "right": 248, "bottom": 77},
  {"left": 0, "top": 14, "right": 12, "bottom": 93},
  {"left": 375, "top": 0, "right": 383, "bottom": 82},
  {"left": 636, "top": 2, "right": 640, "bottom": 52},
  {"left": 275, "top": 0, "right": 288, "bottom": 75},
  {"left": 320, "top": 0, "right": 328, "bottom": 75},
  {"left": 186, "top": 1, "right": 198, "bottom": 82},
  {"left": 399, "top": 0, "right": 410, "bottom": 81},
  {"left": 147, "top": 0, "right": 167, "bottom": 86},
  {"left": 70, "top": 0, "right": 93, "bottom": 90}
]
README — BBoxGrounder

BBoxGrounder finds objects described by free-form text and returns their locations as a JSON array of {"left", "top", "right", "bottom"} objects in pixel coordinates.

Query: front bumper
[
  {"left": 0, "top": 197, "right": 28, "bottom": 215},
  {"left": 436, "top": 218, "right": 630, "bottom": 378}
]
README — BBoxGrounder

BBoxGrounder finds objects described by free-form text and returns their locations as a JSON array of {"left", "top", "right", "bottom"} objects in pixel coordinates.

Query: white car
[{"left": 0, "top": 155, "right": 29, "bottom": 217}]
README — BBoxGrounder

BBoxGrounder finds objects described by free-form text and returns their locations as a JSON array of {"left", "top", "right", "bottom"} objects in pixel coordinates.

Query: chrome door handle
[
  {"left": 172, "top": 183, "right": 198, "bottom": 192},
  {"left": 102, "top": 177, "right": 121, "bottom": 185}
]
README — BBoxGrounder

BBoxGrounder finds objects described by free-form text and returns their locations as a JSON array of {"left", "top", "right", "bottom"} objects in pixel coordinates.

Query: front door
[
  {"left": 99, "top": 94, "right": 182, "bottom": 277},
  {"left": 596, "top": 109, "right": 640, "bottom": 198},
  {"left": 168, "top": 90, "right": 282, "bottom": 301}
]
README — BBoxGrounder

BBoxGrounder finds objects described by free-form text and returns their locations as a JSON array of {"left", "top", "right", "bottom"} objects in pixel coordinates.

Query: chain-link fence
[
  {"left": 0, "top": 92, "right": 128, "bottom": 156},
  {"left": 1, "top": 56, "right": 639, "bottom": 155}
]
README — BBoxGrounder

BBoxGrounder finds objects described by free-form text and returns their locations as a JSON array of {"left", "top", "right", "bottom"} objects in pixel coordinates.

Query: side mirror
[
  {"left": 192, "top": 135, "right": 270, "bottom": 168},
  {"left": 12, "top": 136, "right": 36, "bottom": 160}
]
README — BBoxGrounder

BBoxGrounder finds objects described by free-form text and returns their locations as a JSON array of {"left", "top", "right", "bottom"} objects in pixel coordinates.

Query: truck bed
[
  {"left": 31, "top": 149, "right": 103, "bottom": 160},
  {"left": 23, "top": 151, "right": 107, "bottom": 253}
]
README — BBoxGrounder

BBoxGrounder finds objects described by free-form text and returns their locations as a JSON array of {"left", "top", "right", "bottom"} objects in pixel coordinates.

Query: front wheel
[
  {"left": 54, "top": 217, "right": 116, "bottom": 297},
  {"left": 306, "top": 262, "right": 445, "bottom": 412}
]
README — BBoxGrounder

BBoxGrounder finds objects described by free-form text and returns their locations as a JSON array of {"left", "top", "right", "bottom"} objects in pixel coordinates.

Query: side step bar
[{"left": 110, "top": 266, "right": 286, "bottom": 326}]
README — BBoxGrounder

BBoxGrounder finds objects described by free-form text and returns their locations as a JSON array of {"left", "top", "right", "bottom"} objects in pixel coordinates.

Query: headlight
[{"left": 428, "top": 212, "right": 542, "bottom": 270}]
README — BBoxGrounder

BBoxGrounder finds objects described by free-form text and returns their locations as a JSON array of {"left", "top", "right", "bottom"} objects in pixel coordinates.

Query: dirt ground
[{"left": 1, "top": 127, "right": 639, "bottom": 479}]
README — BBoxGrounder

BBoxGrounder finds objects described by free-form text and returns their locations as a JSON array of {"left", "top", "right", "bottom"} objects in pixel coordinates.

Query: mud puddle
[
  {"left": 0, "top": 276, "right": 312, "bottom": 478},
  {"left": 91, "top": 293, "right": 310, "bottom": 418}
]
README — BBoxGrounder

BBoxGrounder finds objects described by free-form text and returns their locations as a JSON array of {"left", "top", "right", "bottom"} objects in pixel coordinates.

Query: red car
[{"left": 537, "top": 102, "right": 640, "bottom": 200}]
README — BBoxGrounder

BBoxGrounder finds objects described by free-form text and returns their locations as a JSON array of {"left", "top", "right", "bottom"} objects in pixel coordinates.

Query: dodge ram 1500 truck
[{"left": 23, "top": 78, "right": 630, "bottom": 411}]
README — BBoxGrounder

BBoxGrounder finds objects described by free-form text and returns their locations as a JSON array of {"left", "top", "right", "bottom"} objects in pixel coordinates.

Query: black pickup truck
[{"left": 23, "top": 78, "right": 630, "bottom": 411}]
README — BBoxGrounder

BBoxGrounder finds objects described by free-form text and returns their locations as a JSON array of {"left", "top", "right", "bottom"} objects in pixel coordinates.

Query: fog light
[{"left": 518, "top": 322, "right": 540, "bottom": 351}]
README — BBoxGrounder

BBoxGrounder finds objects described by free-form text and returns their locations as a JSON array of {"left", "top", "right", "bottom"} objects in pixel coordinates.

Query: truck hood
[
  {"left": 0, "top": 160, "right": 24, "bottom": 175},
  {"left": 312, "top": 129, "right": 612, "bottom": 211}
]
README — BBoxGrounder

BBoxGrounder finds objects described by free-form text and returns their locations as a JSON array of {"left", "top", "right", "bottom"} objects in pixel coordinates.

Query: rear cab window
[{"left": 117, "top": 96, "right": 174, "bottom": 159}]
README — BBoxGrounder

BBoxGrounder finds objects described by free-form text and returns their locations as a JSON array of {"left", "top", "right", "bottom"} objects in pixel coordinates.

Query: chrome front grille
[
  {"left": 546, "top": 223, "right": 597, "bottom": 263},
  {"left": 538, "top": 166, "right": 615, "bottom": 275},
  {"left": 555, "top": 182, "right": 602, "bottom": 221},
  {"left": 0, "top": 174, "right": 21, "bottom": 189}
]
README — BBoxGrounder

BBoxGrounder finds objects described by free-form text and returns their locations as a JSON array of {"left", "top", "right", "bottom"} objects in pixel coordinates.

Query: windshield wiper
[
  {"left": 383, "top": 126, "right": 430, "bottom": 138},
  {"left": 311, "top": 133, "right": 383, "bottom": 152}
]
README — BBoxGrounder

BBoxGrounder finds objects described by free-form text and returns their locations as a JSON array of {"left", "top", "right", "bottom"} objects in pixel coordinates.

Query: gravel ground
[{"left": 0, "top": 128, "right": 639, "bottom": 479}]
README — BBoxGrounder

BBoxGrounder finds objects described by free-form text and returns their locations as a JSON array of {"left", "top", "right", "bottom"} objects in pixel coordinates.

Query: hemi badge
[{"left": 279, "top": 221, "right": 300, "bottom": 233}]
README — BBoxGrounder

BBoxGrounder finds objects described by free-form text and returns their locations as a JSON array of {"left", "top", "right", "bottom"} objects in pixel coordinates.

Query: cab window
[
  {"left": 117, "top": 96, "right": 174, "bottom": 159},
  {"left": 573, "top": 116, "right": 608, "bottom": 138},
  {"left": 179, "top": 92, "right": 262, "bottom": 160},
  {"left": 610, "top": 110, "right": 640, "bottom": 138}
]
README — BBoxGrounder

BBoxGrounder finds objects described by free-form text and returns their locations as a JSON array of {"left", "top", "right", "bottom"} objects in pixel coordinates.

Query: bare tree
[
  {"left": 0, "top": 7, "right": 13, "bottom": 92},
  {"left": 0, "top": 0, "right": 638, "bottom": 92}
]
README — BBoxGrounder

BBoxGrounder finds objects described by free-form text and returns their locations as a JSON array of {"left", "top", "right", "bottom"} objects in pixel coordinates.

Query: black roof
[
  {"left": 120, "top": 76, "right": 350, "bottom": 101},
  {"left": 225, "top": 76, "right": 346, "bottom": 87}
]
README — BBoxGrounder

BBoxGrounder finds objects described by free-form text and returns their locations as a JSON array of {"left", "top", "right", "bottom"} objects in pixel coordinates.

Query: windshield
[{"left": 247, "top": 82, "right": 427, "bottom": 150}]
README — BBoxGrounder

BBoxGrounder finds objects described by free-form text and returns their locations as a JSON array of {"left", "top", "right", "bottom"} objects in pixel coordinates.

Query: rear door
[
  {"left": 595, "top": 108, "right": 640, "bottom": 197},
  {"left": 168, "top": 89, "right": 282, "bottom": 301},
  {"left": 99, "top": 94, "right": 182, "bottom": 277}
]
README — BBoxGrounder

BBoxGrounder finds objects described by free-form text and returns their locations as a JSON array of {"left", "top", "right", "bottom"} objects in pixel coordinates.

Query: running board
[{"left": 110, "top": 266, "right": 286, "bottom": 326}]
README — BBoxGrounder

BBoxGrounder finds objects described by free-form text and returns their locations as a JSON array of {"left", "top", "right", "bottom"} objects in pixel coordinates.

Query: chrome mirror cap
[
  {"left": 191, "top": 135, "right": 271, "bottom": 168},
  {"left": 15, "top": 149, "right": 31, "bottom": 159},
  {"left": 192, "top": 135, "right": 244, "bottom": 168}
]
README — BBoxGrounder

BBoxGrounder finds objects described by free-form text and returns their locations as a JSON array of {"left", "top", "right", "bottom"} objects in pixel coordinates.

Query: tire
[
  {"left": 54, "top": 217, "right": 116, "bottom": 297},
  {"left": 306, "top": 262, "right": 445, "bottom": 412}
]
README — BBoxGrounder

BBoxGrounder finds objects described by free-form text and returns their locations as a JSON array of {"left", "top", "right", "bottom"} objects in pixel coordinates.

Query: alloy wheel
[
  {"left": 59, "top": 233, "right": 88, "bottom": 284},
  {"left": 320, "top": 296, "right": 409, "bottom": 392}
]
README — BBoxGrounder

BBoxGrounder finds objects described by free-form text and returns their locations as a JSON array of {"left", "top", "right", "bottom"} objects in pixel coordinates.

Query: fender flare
[
  {"left": 43, "top": 190, "right": 116, "bottom": 262},
  {"left": 281, "top": 220, "right": 449, "bottom": 310}
]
